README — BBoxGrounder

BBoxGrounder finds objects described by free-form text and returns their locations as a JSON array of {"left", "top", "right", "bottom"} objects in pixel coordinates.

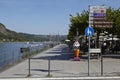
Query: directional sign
[
  {"left": 90, "top": 6, "right": 106, "bottom": 13},
  {"left": 93, "top": 13, "right": 106, "bottom": 17},
  {"left": 85, "top": 27, "right": 94, "bottom": 37},
  {"left": 89, "top": 48, "right": 101, "bottom": 53},
  {"left": 89, "top": 6, "right": 107, "bottom": 27}
]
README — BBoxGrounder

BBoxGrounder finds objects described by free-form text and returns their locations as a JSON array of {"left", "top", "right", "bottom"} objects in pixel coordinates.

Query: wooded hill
[{"left": 0, "top": 23, "right": 65, "bottom": 42}]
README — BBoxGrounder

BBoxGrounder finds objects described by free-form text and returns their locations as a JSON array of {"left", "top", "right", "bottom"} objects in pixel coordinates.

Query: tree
[
  {"left": 67, "top": 11, "right": 88, "bottom": 40},
  {"left": 68, "top": 7, "right": 120, "bottom": 41}
]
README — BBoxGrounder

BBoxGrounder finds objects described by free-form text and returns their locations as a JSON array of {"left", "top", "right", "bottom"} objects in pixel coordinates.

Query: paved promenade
[{"left": 0, "top": 44, "right": 120, "bottom": 79}]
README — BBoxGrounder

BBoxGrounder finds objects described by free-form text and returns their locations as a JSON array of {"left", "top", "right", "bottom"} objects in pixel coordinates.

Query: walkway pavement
[{"left": 0, "top": 44, "right": 120, "bottom": 79}]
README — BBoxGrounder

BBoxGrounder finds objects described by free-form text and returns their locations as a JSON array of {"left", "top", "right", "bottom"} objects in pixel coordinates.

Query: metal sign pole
[
  {"left": 88, "top": 5, "right": 91, "bottom": 76},
  {"left": 76, "top": 28, "right": 79, "bottom": 40},
  {"left": 88, "top": 36, "right": 90, "bottom": 76},
  {"left": 101, "top": 53, "right": 103, "bottom": 76}
]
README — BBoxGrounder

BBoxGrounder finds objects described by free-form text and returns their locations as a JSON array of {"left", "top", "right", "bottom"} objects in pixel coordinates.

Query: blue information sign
[
  {"left": 93, "top": 13, "right": 106, "bottom": 17},
  {"left": 85, "top": 27, "right": 94, "bottom": 37}
]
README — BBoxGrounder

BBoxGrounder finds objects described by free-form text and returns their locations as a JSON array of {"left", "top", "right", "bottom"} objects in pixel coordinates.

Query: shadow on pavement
[
  {"left": 31, "top": 69, "right": 60, "bottom": 72},
  {"left": 35, "top": 45, "right": 74, "bottom": 61},
  {"left": 36, "top": 51, "right": 73, "bottom": 61}
]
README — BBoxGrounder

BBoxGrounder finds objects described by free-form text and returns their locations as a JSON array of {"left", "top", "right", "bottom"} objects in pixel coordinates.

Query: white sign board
[
  {"left": 89, "top": 48, "right": 101, "bottom": 53},
  {"left": 90, "top": 6, "right": 106, "bottom": 13},
  {"left": 89, "top": 6, "right": 109, "bottom": 28}
]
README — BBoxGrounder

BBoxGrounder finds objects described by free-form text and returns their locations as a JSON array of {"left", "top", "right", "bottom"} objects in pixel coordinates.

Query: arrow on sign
[
  {"left": 85, "top": 27, "right": 94, "bottom": 37},
  {"left": 87, "top": 28, "right": 92, "bottom": 36}
]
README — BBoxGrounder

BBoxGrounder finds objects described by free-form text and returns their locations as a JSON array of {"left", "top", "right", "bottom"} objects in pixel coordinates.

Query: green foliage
[
  {"left": 105, "top": 7, "right": 120, "bottom": 37},
  {"left": 68, "top": 11, "right": 88, "bottom": 40},
  {"left": 68, "top": 7, "right": 120, "bottom": 40}
]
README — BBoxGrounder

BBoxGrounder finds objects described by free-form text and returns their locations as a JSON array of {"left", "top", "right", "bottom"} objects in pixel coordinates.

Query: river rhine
[{"left": 0, "top": 42, "right": 47, "bottom": 67}]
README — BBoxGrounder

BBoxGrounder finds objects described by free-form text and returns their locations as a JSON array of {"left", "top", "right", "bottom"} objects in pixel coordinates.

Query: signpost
[
  {"left": 85, "top": 26, "right": 94, "bottom": 76},
  {"left": 86, "top": 5, "right": 113, "bottom": 76}
]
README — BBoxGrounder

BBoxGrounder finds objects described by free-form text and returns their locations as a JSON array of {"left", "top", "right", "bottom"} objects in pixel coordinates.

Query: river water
[{"left": 0, "top": 42, "right": 49, "bottom": 67}]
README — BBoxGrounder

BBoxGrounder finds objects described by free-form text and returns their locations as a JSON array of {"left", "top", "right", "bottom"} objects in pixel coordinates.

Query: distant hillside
[
  {"left": 0, "top": 23, "right": 26, "bottom": 41},
  {"left": 0, "top": 23, "right": 9, "bottom": 35},
  {"left": 0, "top": 23, "right": 50, "bottom": 42},
  {"left": 0, "top": 23, "right": 66, "bottom": 42},
  {"left": 18, "top": 33, "right": 50, "bottom": 41}
]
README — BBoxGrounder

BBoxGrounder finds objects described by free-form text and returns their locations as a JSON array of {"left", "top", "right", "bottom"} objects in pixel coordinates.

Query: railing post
[
  {"left": 28, "top": 58, "right": 31, "bottom": 77},
  {"left": 48, "top": 58, "right": 51, "bottom": 76},
  {"left": 47, "top": 58, "right": 52, "bottom": 77}
]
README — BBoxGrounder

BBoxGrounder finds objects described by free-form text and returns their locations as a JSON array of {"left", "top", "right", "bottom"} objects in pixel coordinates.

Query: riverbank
[
  {"left": 0, "top": 42, "right": 58, "bottom": 73},
  {"left": 0, "top": 44, "right": 120, "bottom": 79}
]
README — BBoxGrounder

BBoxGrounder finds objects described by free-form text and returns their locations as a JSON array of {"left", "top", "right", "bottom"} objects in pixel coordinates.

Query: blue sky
[{"left": 0, "top": 0, "right": 120, "bottom": 35}]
